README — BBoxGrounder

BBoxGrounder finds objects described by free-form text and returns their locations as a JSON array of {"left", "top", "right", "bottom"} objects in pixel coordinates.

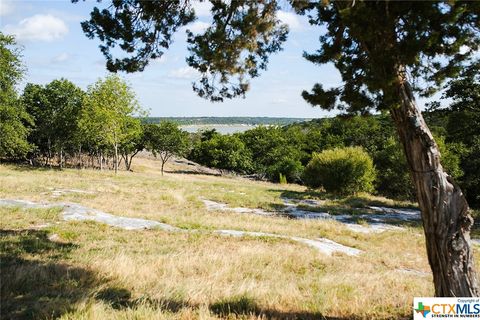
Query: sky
[{"left": 0, "top": 0, "right": 433, "bottom": 118}]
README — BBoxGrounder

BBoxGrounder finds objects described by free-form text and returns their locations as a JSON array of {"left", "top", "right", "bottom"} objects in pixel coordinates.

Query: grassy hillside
[{"left": 1, "top": 156, "right": 472, "bottom": 319}]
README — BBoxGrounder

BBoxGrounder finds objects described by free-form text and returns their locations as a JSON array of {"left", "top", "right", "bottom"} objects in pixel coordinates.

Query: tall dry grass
[{"left": 1, "top": 157, "right": 470, "bottom": 319}]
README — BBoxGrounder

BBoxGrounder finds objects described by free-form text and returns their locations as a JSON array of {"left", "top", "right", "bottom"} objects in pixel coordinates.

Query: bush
[
  {"left": 264, "top": 146, "right": 304, "bottom": 183},
  {"left": 303, "top": 147, "right": 376, "bottom": 195}
]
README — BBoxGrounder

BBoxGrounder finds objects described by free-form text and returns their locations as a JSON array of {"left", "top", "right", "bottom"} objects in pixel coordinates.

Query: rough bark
[{"left": 390, "top": 78, "right": 479, "bottom": 296}]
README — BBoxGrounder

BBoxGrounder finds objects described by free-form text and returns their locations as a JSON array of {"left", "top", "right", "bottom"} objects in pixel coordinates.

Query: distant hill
[{"left": 143, "top": 117, "right": 311, "bottom": 126}]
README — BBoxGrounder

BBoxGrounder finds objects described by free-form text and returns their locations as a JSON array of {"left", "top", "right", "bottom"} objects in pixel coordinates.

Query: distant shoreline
[
  {"left": 180, "top": 124, "right": 260, "bottom": 134},
  {"left": 180, "top": 124, "right": 257, "bottom": 128},
  {"left": 143, "top": 116, "right": 312, "bottom": 126}
]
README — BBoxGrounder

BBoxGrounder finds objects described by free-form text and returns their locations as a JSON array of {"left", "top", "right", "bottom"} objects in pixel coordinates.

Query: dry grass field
[{"left": 1, "top": 156, "right": 477, "bottom": 319}]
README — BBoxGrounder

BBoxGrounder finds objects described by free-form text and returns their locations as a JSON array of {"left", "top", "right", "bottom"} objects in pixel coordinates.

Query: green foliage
[
  {"left": 79, "top": 75, "right": 142, "bottom": 149},
  {"left": 373, "top": 137, "right": 415, "bottom": 201},
  {"left": 191, "top": 134, "right": 252, "bottom": 173},
  {"left": 435, "top": 135, "right": 464, "bottom": 180},
  {"left": 238, "top": 126, "right": 305, "bottom": 182},
  {"left": 0, "top": 33, "right": 31, "bottom": 158},
  {"left": 144, "top": 121, "right": 190, "bottom": 174},
  {"left": 299, "top": 2, "right": 480, "bottom": 113},
  {"left": 263, "top": 146, "right": 304, "bottom": 183},
  {"left": 79, "top": 2, "right": 479, "bottom": 106},
  {"left": 77, "top": 1, "right": 195, "bottom": 73},
  {"left": 23, "top": 79, "right": 84, "bottom": 162},
  {"left": 279, "top": 173, "right": 287, "bottom": 185},
  {"left": 76, "top": 1, "right": 288, "bottom": 101},
  {"left": 293, "top": 115, "right": 394, "bottom": 159},
  {"left": 79, "top": 75, "right": 143, "bottom": 172},
  {"left": 304, "top": 147, "right": 376, "bottom": 195},
  {"left": 439, "top": 70, "right": 480, "bottom": 207},
  {"left": 461, "top": 139, "right": 480, "bottom": 208},
  {"left": 186, "top": 1, "right": 288, "bottom": 101}
]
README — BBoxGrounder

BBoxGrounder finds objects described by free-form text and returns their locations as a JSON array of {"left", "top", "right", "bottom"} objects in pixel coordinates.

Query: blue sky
[{"left": 0, "top": 0, "right": 433, "bottom": 117}]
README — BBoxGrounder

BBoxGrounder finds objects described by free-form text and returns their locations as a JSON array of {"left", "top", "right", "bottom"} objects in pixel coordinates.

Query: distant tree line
[{"left": 143, "top": 117, "right": 309, "bottom": 126}]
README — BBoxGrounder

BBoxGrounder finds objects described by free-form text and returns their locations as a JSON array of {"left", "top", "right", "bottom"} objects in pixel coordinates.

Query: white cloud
[
  {"left": 168, "top": 66, "right": 199, "bottom": 79},
  {"left": 185, "top": 20, "right": 210, "bottom": 34},
  {"left": 0, "top": 1, "right": 14, "bottom": 16},
  {"left": 277, "top": 10, "right": 303, "bottom": 31},
  {"left": 4, "top": 14, "right": 68, "bottom": 42},
  {"left": 52, "top": 52, "right": 70, "bottom": 63},
  {"left": 192, "top": 1, "right": 212, "bottom": 18}
]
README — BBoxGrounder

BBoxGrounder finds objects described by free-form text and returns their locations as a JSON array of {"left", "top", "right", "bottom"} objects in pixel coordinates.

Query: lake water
[{"left": 180, "top": 125, "right": 257, "bottom": 134}]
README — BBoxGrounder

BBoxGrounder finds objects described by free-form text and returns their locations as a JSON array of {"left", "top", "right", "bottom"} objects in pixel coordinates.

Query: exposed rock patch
[
  {"left": 0, "top": 198, "right": 360, "bottom": 256},
  {"left": 43, "top": 189, "right": 95, "bottom": 198},
  {"left": 215, "top": 229, "right": 362, "bottom": 256},
  {"left": 0, "top": 199, "right": 177, "bottom": 231},
  {"left": 202, "top": 199, "right": 272, "bottom": 216},
  {"left": 203, "top": 197, "right": 416, "bottom": 233}
]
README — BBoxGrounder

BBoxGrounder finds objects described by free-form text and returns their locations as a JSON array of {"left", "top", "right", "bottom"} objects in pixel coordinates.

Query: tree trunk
[
  {"left": 123, "top": 154, "right": 132, "bottom": 171},
  {"left": 59, "top": 147, "right": 64, "bottom": 169},
  {"left": 390, "top": 78, "right": 479, "bottom": 296},
  {"left": 126, "top": 150, "right": 140, "bottom": 171},
  {"left": 47, "top": 138, "right": 52, "bottom": 168},
  {"left": 117, "top": 155, "right": 123, "bottom": 170},
  {"left": 78, "top": 145, "right": 82, "bottom": 168},
  {"left": 114, "top": 144, "right": 118, "bottom": 174},
  {"left": 99, "top": 151, "right": 103, "bottom": 171},
  {"left": 126, "top": 156, "right": 131, "bottom": 171},
  {"left": 161, "top": 161, "right": 165, "bottom": 176}
]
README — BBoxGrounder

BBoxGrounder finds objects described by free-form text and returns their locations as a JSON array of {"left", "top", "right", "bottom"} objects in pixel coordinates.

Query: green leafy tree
[
  {"left": 443, "top": 71, "right": 480, "bottom": 208},
  {"left": 77, "top": 0, "right": 480, "bottom": 296},
  {"left": 239, "top": 126, "right": 305, "bottom": 181},
  {"left": 144, "top": 121, "right": 189, "bottom": 175},
  {"left": 23, "top": 79, "right": 85, "bottom": 168},
  {"left": 120, "top": 123, "right": 148, "bottom": 171},
  {"left": 191, "top": 134, "right": 252, "bottom": 173},
  {"left": 0, "top": 33, "right": 31, "bottom": 159},
  {"left": 80, "top": 75, "right": 143, "bottom": 174},
  {"left": 374, "top": 137, "right": 415, "bottom": 201},
  {"left": 22, "top": 84, "right": 52, "bottom": 163}
]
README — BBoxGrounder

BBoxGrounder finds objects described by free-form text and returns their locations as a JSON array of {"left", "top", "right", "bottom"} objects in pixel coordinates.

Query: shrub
[
  {"left": 303, "top": 147, "right": 376, "bottom": 195},
  {"left": 265, "top": 153, "right": 304, "bottom": 183}
]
